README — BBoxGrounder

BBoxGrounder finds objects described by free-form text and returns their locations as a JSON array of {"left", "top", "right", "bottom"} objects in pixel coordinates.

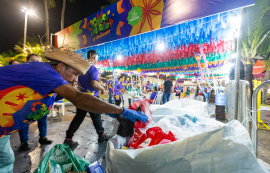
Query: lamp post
[{"left": 21, "top": 7, "right": 35, "bottom": 54}]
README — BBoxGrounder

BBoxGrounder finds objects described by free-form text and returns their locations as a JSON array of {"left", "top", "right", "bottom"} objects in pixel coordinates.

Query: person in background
[
  {"left": 8, "top": 60, "right": 20, "bottom": 65},
  {"left": 64, "top": 50, "right": 109, "bottom": 148},
  {"left": 121, "top": 76, "right": 125, "bottom": 85},
  {"left": 162, "top": 78, "right": 173, "bottom": 104},
  {"left": 119, "top": 77, "right": 125, "bottom": 90},
  {"left": 131, "top": 76, "right": 136, "bottom": 88},
  {"left": 27, "top": 54, "right": 42, "bottom": 62},
  {"left": 107, "top": 76, "right": 114, "bottom": 104},
  {"left": 207, "top": 85, "right": 211, "bottom": 102},
  {"left": 135, "top": 85, "right": 142, "bottom": 95},
  {"left": 0, "top": 48, "right": 148, "bottom": 172},
  {"left": 150, "top": 86, "right": 158, "bottom": 104},
  {"left": 124, "top": 77, "right": 131, "bottom": 91},
  {"left": 114, "top": 78, "right": 125, "bottom": 106},
  {"left": 174, "top": 84, "right": 182, "bottom": 99},
  {"left": 195, "top": 86, "right": 200, "bottom": 97},
  {"left": 186, "top": 85, "right": 191, "bottom": 96},
  {"left": 145, "top": 81, "right": 152, "bottom": 93},
  {"left": 18, "top": 54, "right": 51, "bottom": 151}
]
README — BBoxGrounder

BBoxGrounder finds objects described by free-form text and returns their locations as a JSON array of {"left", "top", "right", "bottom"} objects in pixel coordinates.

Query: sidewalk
[{"left": 10, "top": 105, "right": 118, "bottom": 172}]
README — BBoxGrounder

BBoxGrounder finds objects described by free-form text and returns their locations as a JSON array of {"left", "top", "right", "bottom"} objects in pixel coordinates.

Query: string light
[
  {"left": 179, "top": 74, "right": 185, "bottom": 78},
  {"left": 156, "top": 42, "right": 166, "bottom": 51},
  {"left": 117, "top": 55, "right": 123, "bottom": 60}
]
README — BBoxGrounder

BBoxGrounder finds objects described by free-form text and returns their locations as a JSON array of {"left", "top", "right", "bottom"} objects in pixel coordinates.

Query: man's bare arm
[
  {"left": 91, "top": 80, "right": 105, "bottom": 91},
  {"left": 53, "top": 84, "right": 122, "bottom": 114}
]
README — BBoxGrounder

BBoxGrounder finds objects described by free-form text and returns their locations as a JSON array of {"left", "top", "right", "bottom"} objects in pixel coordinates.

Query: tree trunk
[
  {"left": 245, "top": 63, "right": 253, "bottom": 104},
  {"left": 44, "top": 0, "right": 50, "bottom": 46},
  {"left": 262, "top": 71, "right": 270, "bottom": 104},
  {"left": 61, "top": 0, "right": 66, "bottom": 30}
]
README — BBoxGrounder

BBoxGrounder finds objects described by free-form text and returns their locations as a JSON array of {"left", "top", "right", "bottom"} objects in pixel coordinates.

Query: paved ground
[
  {"left": 10, "top": 102, "right": 270, "bottom": 172},
  {"left": 10, "top": 106, "right": 118, "bottom": 172},
  {"left": 258, "top": 111, "right": 270, "bottom": 164}
]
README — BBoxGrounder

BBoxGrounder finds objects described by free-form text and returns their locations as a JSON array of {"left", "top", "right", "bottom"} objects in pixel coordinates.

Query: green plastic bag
[{"left": 34, "top": 144, "right": 90, "bottom": 173}]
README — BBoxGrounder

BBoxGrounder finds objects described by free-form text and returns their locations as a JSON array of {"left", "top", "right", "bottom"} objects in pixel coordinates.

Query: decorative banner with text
[{"left": 55, "top": 0, "right": 254, "bottom": 49}]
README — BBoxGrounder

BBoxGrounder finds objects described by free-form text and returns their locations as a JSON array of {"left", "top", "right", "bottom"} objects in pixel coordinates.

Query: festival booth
[{"left": 53, "top": 0, "right": 270, "bottom": 172}]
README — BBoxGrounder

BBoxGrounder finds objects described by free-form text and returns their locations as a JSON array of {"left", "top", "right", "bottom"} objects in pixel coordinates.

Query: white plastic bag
[
  {"left": 151, "top": 99, "right": 209, "bottom": 118},
  {"left": 106, "top": 119, "right": 269, "bottom": 173}
]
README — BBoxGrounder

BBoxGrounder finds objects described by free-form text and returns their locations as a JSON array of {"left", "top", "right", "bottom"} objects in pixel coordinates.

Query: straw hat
[{"left": 44, "top": 47, "right": 90, "bottom": 75}]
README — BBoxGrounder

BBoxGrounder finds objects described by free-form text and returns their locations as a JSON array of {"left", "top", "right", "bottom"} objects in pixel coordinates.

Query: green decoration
[
  {"left": 127, "top": 6, "right": 143, "bottom": 26},
  {"left": 114, "top": 51, "right": 229, "bottom": 71}
]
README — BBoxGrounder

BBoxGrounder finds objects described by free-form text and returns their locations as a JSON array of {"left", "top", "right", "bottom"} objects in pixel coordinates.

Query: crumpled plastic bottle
[{"left": 183, "top": 114, "right": 198, "bottom": 123}]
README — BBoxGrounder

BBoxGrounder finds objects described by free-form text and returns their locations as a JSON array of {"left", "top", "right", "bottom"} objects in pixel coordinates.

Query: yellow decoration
[
  {"left": 129, "top": 0, "right": 164, "bottom": 36},
  {"left": 87, "top": 90, "right": 95, "bottom": 96},
  {"left": 137, "top": 68, "right": 141, "bottom": 73},
  {"left": 166, "top": 74, "right": 169, "bottom": 77},
  {"left": 195, "top": 56, "right": 201, "bottom": 61}
]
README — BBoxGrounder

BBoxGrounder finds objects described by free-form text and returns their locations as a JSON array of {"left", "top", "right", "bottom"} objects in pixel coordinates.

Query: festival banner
[{"left": 55, "top": 0, "right": 254, "bottom": 49}]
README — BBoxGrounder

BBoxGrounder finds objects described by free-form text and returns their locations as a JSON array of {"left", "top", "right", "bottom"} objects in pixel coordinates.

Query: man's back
[
  {"left": 0, "top": 62, "right": 68, "bottom": 137},
  {"left": 164, "top": 80, "right": 172, "bottom": 93}
]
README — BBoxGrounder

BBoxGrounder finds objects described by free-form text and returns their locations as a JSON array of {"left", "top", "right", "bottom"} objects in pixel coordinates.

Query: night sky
[{"left": 0, "top": 0, "right": 108, "bottom": 52}]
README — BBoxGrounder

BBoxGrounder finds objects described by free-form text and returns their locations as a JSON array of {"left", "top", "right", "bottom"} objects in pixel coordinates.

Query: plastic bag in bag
[
  {"left": 34, "top": 144, "right": 90, "bottom": 173},
  {"left": 129, "top": 99, "right": 153, "bottom": 129}
]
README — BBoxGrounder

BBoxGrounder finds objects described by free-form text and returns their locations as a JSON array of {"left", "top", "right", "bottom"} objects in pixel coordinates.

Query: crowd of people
[{"left": 0, "top": 49, "right": 148, "bottom": 172}]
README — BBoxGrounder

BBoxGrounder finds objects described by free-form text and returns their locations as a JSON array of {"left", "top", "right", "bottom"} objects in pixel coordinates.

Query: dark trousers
[
  {"left": 162, "top": 93, "right": 171, "bottom": 104},
  {"left": 108, "top": 92, "right": 114, "bottom": 104},
  {"left": 19, "top": 114, "right": 48, "bottom": 143},
  {"left": 66, "top": 108, "right": 104, "bottom": 139},
  {"left": 115, "top": 100, "right": 121, "bottom": 106}
]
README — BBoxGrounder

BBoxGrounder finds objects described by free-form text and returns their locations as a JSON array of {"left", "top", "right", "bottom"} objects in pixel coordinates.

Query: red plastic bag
[
  {"left": 128, "top": 128, "right": 147, "bottom": 149},
  {"left": 146, "top": 127, "right": 177, "bottom": 147},
  {"left": 129, "top": 99, "right": 152, "bottom": 129},
  {"left": 128, "top": 127, "right": 177, "bottom": 148},
  {"left": 146, "top": 127, "right": 163, "bottom": 146},
  {"left": 127, "top": 99, "right": 177, "bottom": 149},
  {"left": 163, "top": 131, "right": 177, "bottom": 142}
]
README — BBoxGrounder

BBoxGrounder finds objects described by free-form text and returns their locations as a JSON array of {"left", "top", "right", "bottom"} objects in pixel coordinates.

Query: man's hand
[
  {"left": 101, "top": 88, "right": 105, "bottom": 95},
  {"left": 121, "top": 107, "right": 148, "bottom": 123}
]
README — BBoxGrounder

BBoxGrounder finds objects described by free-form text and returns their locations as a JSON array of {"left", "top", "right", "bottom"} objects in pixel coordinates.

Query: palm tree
[
  {"left": 43, "top": 0, "right": 56, "bottom": 46},
  {"left": 100, "top": 0, "right": 118, "bottom": 10},
  {"left": 241, "top": 0, "right": 270, "bottom": 102},
  {"left": 0, "top": 50, "right": 18, "bottom": 66},
  {"left": 14, "top": 42, "right": 45, "bottom": 62},
  {"left": 61, "top": 0, "right": 77, "bottom": 30}
]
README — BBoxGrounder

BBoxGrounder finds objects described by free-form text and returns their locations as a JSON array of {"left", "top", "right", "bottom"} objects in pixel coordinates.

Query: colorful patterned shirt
[
  {"left": 145, "top": 84, "right": 152, "bottom": 93},
  {"left": 0, "top": 62, "right": 68, "bottom": 137}
]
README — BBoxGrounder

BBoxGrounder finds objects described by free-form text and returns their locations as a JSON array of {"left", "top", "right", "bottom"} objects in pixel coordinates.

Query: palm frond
[{"left": 47, "top": 0, "right": 56, "bottom": 9}]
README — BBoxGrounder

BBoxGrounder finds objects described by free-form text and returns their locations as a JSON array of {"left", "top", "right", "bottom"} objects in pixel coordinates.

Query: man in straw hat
[{"left": 0, "top": 48, "right": 148, "bottom": 172}]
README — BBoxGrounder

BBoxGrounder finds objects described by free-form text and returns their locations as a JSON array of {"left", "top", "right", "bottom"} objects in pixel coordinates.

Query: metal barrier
[
  {"left": 226, "top": 80, "right": 251, "bottom": 133},
  {"left": 252, "top": 80, "right": 270, "bottom": 157}
]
